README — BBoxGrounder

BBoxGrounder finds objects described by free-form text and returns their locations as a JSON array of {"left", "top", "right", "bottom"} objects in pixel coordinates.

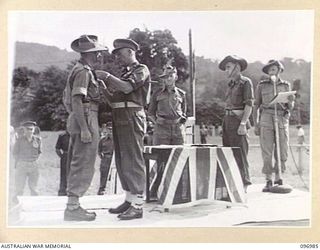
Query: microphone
[{"left": 270, "top": 75, "right": 277, "bottom": 82}]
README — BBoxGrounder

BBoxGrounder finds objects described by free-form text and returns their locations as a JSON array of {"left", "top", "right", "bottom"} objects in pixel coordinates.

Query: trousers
[
  {"left": 15, "top": 160, "right": 39, "bottom": 196},
  {"left": 259, "top": 111, "right": 289, "bottom": 175},
  {"left": 58, "top": 153, "right": 68, "bottom": 194},
  {"left": 153, "top": 122, "right": 184, "bottom": 145},
  {"left": 222, "top": 115, "right": 251, "bottom": 185},
  {"left": 67, "top": 111, "right": 99, "bottom": 197},
  {"left": 99, "top": 155, "right": 112, "bottom": 190},
  {"left": 112, "top": 107, "right": 146, "bottom": 194}
]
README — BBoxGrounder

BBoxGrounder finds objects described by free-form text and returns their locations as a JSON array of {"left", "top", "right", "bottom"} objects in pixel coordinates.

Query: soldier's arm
[
  {"left": 242, "top": 105, "right": 252, "bottom": 124},
  {"left": 72, "top": 70, "right": 92, "bottom": 143},
  {"left": 55, "top": 136, "right": 62, "bottom": 157},
  {"left": 95, "top": 70, "right": 133, "bottom": 94},
  {"left": 286, "top": 82, "right": 295, "bottom": 110},
  {"left": 241, "top": 79, "right": 254, "bottom": 124},
  {"left": 182, "top": 92, "right": 187, "bottom": 118},
  {"left": 252, "top": 83, "right": 262, "bottom": 126},
  {"left": 98, "top": 139, "right": 103, "bottom": 155},
  {"left": 12, "top": 139, "right": 20, "bottom": 159},
  {"left": 38, "top": 138, "right": 42, "bottom": 154},
  {"left": 72, "top": 96, "right": 90, "bottom": 131},
  {"left": 96, "top": 65, "right": 149, "bottom": 94},
  {"left": 147, "top": 92, "right": 158, "bottom": 124}
]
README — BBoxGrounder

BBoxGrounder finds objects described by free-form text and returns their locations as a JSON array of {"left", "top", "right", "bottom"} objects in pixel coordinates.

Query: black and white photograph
[{"left": 7, "top": 10, "right": 313, "bottom": 229}]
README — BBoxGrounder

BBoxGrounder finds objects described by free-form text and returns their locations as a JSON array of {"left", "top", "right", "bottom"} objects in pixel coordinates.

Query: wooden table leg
[{"left": 144, "top": 153, "right": 150, "bottom": 203}]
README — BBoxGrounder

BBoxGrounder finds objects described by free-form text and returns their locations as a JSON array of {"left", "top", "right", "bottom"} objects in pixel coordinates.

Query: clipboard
[{"left": 269, "top": 91, "right": 296, "bottom": 105}]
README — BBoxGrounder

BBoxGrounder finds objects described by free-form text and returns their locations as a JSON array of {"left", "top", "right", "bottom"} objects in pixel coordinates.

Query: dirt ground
[{"left": 8, "top": 125, "right": 310, "bottom": 197}]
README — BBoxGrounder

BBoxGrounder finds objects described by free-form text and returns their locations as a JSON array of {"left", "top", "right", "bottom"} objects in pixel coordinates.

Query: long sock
[
  {"left": 131, "top": 194, "right": 144, "bottom": 209},
  {"left": 266, "top": 174, "right": 272, "bottom": 181},
  {"left": 125, "top": 191, "right": 134, "bottom": 203},
  {"left": 67, "top": 195, "right": 80, "bottom": 210}
]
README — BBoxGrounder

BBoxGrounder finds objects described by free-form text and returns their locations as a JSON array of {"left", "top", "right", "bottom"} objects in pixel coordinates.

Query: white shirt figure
[{"left": 297, "top": 126, "right": 305, "bottom": 144}]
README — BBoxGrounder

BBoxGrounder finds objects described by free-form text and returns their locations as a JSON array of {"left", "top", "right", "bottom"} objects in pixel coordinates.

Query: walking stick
[{"left": 270, "top": 76, "right": 292, "bottom": 193}]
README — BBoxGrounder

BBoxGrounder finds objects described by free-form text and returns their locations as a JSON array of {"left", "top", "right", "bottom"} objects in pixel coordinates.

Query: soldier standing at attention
[
  {"left": 253, "top": 60, "right": 294, "bottom": 192},
  {"left": 55, "top": 131, "right": 70, "bottom": 196},
  {"left": 97, "top": 122, "right": 114, "bottom": 195},
  {"left": 63, "top": 35, "right": 107, "bottom": 221},
  {"left": 96, "top": 39, "right": 151, "bottom": 220},
  {"left": 148, "top": 65, "right": 187, "bottom": 145},
  {"left": 218, "top": 55, "right": 254, "bottom": 191},
  {"left": 13, "top": 121, "right": 41, "bottom": 197},
  {"left": 147, "top": 65, "right": 187, "bottom": 199}
]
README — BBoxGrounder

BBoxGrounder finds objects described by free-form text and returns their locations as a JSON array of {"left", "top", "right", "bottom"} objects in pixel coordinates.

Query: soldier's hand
[
  {"left": 287, "top": 94, "right": 295, "bottom": 102},
  {"left": 81, "top": 129, "right": 92, "bottom": 143},
  {"left": 254, "top": 124, "right": 261, "bottom": 136},
  {"left": 95, "top": 70, "right": 111, "bottom": 80},
  {"left": 237, "top": 124, "right": 247, "bottom": 136},
  {"left": 179, "top": 116, "right": 187, "bottom": 124}
]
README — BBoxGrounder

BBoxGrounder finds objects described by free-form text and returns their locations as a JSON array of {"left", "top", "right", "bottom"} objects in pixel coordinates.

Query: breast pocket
[
  {"left": 231, "top": 92, "right": 243, "bottom": 105},
  {"left": 261, "top": 88, "right": 275, "bottom": 104}
]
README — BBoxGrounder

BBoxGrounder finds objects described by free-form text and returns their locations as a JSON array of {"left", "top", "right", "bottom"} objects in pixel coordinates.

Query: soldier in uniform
[
  {"left": 253, "top": 60, "right": 294, "bottom": 192},
  {"left": 13, "top": 121, "right": 41, "bottom": 197},
  {"left": 147, "top": 65, "right": 187, "bottom": 199},
  {"left": 148, "top": 65, "right": 187, "bottom": 145},
  {"left": 55, "top": 131, "right": 70, "bottom": 196},
  {"left": 96, "top": 38, "right": 150, "bottom": 220},
  {"left": 63, "top": 35, "right": 107, "bottom": 221},
  {"left": 97, "top": 122, "right": 114, "bottom": 195},
  {"left": 200, "top": 123, "right": 208, "bottom": 144},
  {"left": 219, "top": 55, "right": 254, "bottom": 191}
]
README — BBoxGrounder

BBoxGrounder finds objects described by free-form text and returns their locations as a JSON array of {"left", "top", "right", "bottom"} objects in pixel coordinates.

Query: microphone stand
[{"left": 272, "top": 78, "right": 283, "bottom": 182}]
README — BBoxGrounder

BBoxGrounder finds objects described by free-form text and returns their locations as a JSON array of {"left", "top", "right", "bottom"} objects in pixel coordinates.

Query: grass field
[{"left": 8, "top": 125, "right": 310, "bottom": 198}]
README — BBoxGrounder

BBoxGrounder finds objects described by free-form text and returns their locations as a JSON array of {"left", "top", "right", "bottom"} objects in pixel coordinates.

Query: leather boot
[
  {"left": 117, "top": 206, "right": 143, "bottom": 220},
  {"left": 64, "top": 206, "right": 96, "bottom": 221},
  {"left": 109, "top": 201, "right": 131, "bottom": 214},
  {"left": 97, "top": 189, "right": 105, "bottom": 195},
  {"left": 274, "top": 179, "right": 283, "bottom": 186},
  {"left": 262, "top": 180, "right": 273, "bottom": 192}
]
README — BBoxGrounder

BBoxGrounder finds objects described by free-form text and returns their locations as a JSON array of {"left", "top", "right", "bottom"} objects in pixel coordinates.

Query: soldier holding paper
[{"left": 253, "top": 60, "right": 295, "bottom": 192}]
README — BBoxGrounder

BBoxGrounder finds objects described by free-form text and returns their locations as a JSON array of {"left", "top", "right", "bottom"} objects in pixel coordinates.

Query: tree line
[{"left": 10, "top": 28, "right": 311, "bottom": 130}]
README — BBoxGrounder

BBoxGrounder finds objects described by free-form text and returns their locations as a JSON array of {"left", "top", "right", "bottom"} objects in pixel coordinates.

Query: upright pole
[
  {"left": 273, "top": 80, "right": 282, "bottom": 181},
  {"left": 189, "top": 29, "right": 196, "bottom": 143},
  {"left": 189, "top": 29, "right": 194, "bottom": 117}
]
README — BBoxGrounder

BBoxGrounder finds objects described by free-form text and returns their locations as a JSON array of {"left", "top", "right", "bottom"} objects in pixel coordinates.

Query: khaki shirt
[
  {"left": 65, "top": 60, "right": 101, "bottom": 134},
  {"left": 225, "top": 75, "right": 254, "bottom": 110},
  {"left": 112, "top": 62, "right": 151, "bottom": 106},
  {"left": 70, "top": 61, "right": 100, "bottom": 104},
  {"left": 254, "top": 78, "right": 292, "bottom": 110},
  {"left": 13, "top": 135, "right": 41, "bottom": 162},
  {"left": 148, "top": 86, "right": 187, "bottom": 120}
]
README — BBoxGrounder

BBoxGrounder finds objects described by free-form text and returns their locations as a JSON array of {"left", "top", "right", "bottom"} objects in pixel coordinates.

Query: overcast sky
[{"left": 8, "top": 10, "right": 314, "bottom": 63}]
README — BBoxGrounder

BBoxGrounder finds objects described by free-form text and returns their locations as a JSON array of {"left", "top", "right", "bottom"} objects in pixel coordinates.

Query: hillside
[{"left": 14, "top": 41, "right": 79, "bottom": 72}]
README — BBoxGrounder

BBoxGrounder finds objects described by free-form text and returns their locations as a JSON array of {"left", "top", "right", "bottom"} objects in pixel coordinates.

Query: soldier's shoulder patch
[
  {"left": 239, "top": 77, "right": 252, "bottom": 87},
  {"left": 240, "top": 76, "right": 251, "bottom": 82},
  {"left": 73, "top": 65, "right": 90, "bottom": 77},
  {"left": 259, "top": 79, "right": 270, "bottom": 84},
  {"left": 176, "top": 87, "right": 186, "bottom": 95},
  {"left": 83, "top": 65, "right": 91, "bottom": 71}
]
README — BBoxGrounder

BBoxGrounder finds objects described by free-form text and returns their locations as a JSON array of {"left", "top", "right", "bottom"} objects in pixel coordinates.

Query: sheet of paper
[{"left": 269, "top": 91, "right": 296, "bottom": 105}]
